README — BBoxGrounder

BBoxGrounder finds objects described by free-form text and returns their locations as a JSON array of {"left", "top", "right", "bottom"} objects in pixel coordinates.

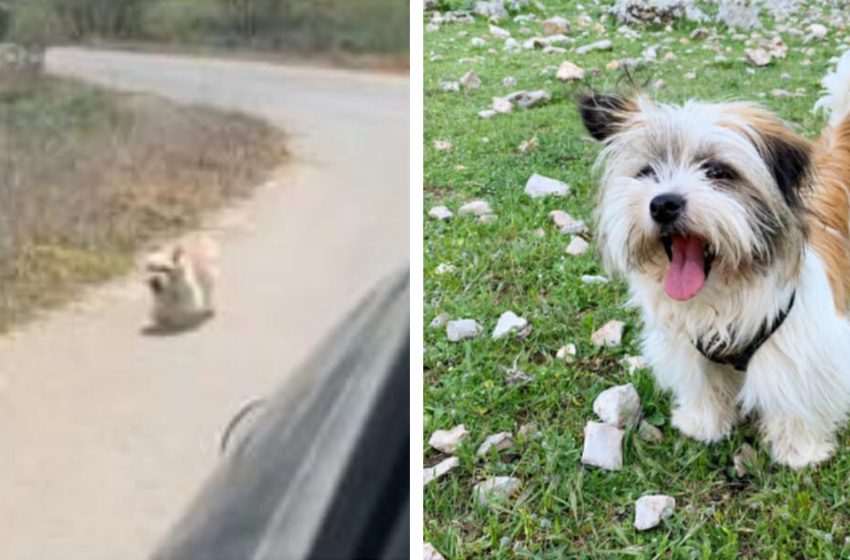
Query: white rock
[
  {"left": 490, "top": 24, "right": 511, "bottom": 39},
  {"left": 551, "top": 211, "right": 587, "bottom": 234},
  {"left": 476, "top": 432, "right": 515, "bottom": 456},
  {"left": 746, "top": 48, "right": 772, "bottom": 66},
  {"left": 479, "top": 109, "right": 498, "bottom": 119},
  {"left": 477, "top": 214, "right": 498, "bottom": 224},
  {"left": 691, "top": 27, "right": 709, "bottom": 40},
  {"left": 593, "top": 383, "right": 641, "bottom": 428},
  {"left": 492, "top": 311, "right": 528, "bottom": 340},
  {"left": 634, "top": 495, "right": 676, "bottom": 531},
  {"left": 622, "top": 355, "right": 647, "bottom": 374},
  {"left": 525, "top": 173, "right": 569, "bottom": 198},
  {"left": 508, "top": 89, "right": 551, "bottom": 108},
  {"left": 642, "top": 45, "right": 658, "bottom": 61},
  {"left": 473, "top": 476, "right": 521, "bottom": 506},
  {"left": 446, "top": 319, "right": 481, "bottom": 342},
  {"left": 440, "top": 80, "right": 461, "bottom": 91},
  {"left": 433, "top": 139, "right": 452, "bottom": 151},
  {"left": 504, "top": 37, "right": 521, "bottom": 51},
  {"left": 503, "top": 76, "right": 517, "bottom": 86},
  {"left": 576, "top": 39, "right": 612, "bottom": 55},
  {"left": 424, "top": 456, "right": 460, "bottom": 486},
  {"left": 733, "top": 442, "right": 756, "bottom": 476},
  {"left": 581, "top": 275, "right": 608, "bottom": 285},
  {"left": 663, "top": 52, "right": 677, "bottom": 61},
  {"left": 474, "top": 1, "right": 508, "bottom": 19},
  {"left": 543, "top": 15, "right": 570, "bottom": 35},
  {"left": 458, "top": 200, "right": 492, "bottom": 216},
  {"left": 434, "top": 263, "right": 455, "bottom": 275},
  {"left": 806, "top": 23, "right": 827, "bottom": 41},
  {"left": 543, "top": 46, "right": 567, "bottom": 55},
  {"left": 429, "top": 205, "right": 453, "bottom": 220},
  {"left": 581, "top": 421, "right": 624, "bottom": 471},
  {"left": 592, "top": 320, "right": 624, "bottom": 347},
  {"left": 428, "top": 424, "right": 470, "bottom": 453},
  {"left": 460, "top": 69, "right": 482, "bottom": 89},
  {"left": 556, "top": 61, "right": 585, "bottom": 81},
  {"left": 493, "top": 96, "right": 513, "bottom": 113},
  {"left": 424, "top": 543, "right": 446, "bottom": 560},
  {"left": 429, "top": 312, "right": 451, "bottom": 329},
  {"left": 556, "top": 343, "right": 577, "bottom": 362},
  {"left": 565, "top": 236, "right": 589, "bottom": 256}
]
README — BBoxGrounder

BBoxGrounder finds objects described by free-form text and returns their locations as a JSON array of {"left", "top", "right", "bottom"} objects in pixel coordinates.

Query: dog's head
[
  {"left": 578, "top": 92, "right": 811, "bottom": 301},
  {"left": 145, "top": 246, "right": 188, "bottom": 297}
]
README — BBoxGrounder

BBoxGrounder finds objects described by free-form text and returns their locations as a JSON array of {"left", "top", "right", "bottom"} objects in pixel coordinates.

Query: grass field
[
  {"left": 423, "top": 1, "right": 850, "bottom": 558},
  {"left": 0, "top": 67, "right": 286, "bottom": 330}
]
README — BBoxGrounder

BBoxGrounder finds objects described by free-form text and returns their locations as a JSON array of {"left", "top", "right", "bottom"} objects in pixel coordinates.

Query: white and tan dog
[
  {"left": 579, "top": 51, "right": 850, "bottom": 468},
  {"left": 145, "top": 236, "right": 218, "bottom": 330}
]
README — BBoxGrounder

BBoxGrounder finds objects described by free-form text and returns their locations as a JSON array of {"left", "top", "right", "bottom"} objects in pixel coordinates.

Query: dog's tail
[{"left": 815, "top": 50, "right": 850, "bottom": 131}]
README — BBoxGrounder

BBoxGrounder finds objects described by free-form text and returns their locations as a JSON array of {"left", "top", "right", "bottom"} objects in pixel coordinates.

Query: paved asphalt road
[{"left": 0, "top": 48, "right": 408, "bottom": 559}]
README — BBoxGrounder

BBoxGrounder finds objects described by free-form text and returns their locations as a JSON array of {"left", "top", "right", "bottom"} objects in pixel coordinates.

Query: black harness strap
[{"left": 694, "top": 291, "right": 795, "bottom": 372}]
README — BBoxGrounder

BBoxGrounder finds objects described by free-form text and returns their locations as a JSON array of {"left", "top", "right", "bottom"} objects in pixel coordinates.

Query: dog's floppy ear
[
  {"left": 757, "top": 128, "right": 812, "bottom": 207},
  {"left": 576, "top": 93, "right": 634, "bottom": 142}
]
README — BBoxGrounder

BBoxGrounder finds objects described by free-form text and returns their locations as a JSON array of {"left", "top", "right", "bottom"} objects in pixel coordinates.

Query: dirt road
[{"left": 0, "top": 48, "right": 408, "bottom": 559}]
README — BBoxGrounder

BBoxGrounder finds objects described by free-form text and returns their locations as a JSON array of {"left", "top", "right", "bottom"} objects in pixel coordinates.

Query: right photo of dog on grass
[{"left": 424, "top": 0, "right": 850, "bottom": 557}]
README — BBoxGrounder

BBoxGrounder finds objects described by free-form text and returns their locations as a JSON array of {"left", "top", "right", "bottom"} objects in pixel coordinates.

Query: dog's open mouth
[{"left": 660, "top": 234, "right": 714, "bottom": 301}]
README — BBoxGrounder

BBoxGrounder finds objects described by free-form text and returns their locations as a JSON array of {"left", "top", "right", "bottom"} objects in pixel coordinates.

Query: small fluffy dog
[
  {"left": 578, "top": 52, "right": 850, "bottom": 468},
  {"left": 145, "top": 237, "right": 218, "bottom": 330}
]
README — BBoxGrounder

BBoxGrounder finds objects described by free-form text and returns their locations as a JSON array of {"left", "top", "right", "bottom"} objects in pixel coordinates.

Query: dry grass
[{"left": 0, "top": 67, "right": 287, "bottom": 329}]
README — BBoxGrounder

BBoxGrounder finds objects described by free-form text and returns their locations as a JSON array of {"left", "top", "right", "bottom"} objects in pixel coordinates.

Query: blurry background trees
[{"left": 3, "top": 0, "right": 409, "bottom": 55}]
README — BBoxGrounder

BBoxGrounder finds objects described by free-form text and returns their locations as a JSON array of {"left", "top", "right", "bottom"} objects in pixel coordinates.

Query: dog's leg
[{"left": 644, "top": 329, "right": 742, "bottom": 443}]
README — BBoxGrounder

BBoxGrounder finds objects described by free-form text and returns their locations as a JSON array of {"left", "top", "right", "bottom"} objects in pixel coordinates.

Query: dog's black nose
[{"left": 650, "top": 193, "right": 685, "bottom": 225}]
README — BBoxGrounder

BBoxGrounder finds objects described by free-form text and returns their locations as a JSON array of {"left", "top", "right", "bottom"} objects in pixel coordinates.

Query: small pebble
[
  {"left": 428, "top": 206, "right": 453, "bottom": 220},
  {"left": 428, "top": 424, "right": 469, "bottom": 453},
  {"left": 424, "top": 456, "right": 460, "bottom": 486},
  {"left": 591, "top": 320, "right": 624, "bottom": 347},
  {"left": 634, "top": 495, "right": 676, "bottom": 531},
  {"left": 476, "top": 432, "right": 515, "bottom": 456},
  {"left": 474, "top": 476, "right": 521, "bottom": 507},
  {"left": 492, "top": 311, "right": 528, "bottom": 340},
  {"left": 565, "top": 236, "right": 589, "bottom": 256},
  {"left": 458, "top": 200, "right": 492, "bottom": 216},
  {"left": 446, "top": 319, "right": 480, "bottom": 342},
  {"left": 581, "top": 421, "right": 624, "bottom": 471},
  {"left": 593, "top": 383, "right": 641, "bottom": 429}
]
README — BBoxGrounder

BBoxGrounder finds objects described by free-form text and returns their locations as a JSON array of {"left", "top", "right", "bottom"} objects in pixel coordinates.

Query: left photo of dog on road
[{"left": 0, "top": 1, "right": 409, "bottom": 559}]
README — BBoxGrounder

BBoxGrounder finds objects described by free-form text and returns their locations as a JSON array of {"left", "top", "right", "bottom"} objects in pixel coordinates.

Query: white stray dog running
[
  {"left": 145, "top": 236, "right": 219, "bottom": 331},
  {"left": 578, "top": 51, "right": 850, "bottom": 468}
]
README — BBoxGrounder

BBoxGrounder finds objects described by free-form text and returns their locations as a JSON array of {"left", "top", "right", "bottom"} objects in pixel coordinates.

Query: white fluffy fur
[
  {"left": 586, "top": 64, "right": 850, "bottom": 468},
  {"left": 146, "top": 237, "right": 218, "bottom": 329}
]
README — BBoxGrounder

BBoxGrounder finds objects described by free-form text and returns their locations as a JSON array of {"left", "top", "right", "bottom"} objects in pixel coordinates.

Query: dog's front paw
[
  {"left": 768, "top": 436, "right": 834, "bottom": 469},
  {"left": 671, "top": 405, "right": 735, "bottom": 443}
]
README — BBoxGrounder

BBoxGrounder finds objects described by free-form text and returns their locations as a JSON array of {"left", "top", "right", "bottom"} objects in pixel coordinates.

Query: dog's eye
[
  {"left": 636, "top": 165, "right": 656, "bottom": 180},
  {"left": 702, "top": 161, "right": 736, "bottom": 181}
]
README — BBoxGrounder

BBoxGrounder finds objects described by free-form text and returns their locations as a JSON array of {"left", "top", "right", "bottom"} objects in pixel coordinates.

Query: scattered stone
[
  {"left": 433, "top": 140, "right": 452, "bottom": 151},
  {"left": 591, "top": 320, "right": 625, "bottom": 347},
  {"left": 806, "top": 23, "right": 827, "bottom": 42},
  {"left": 638, "top": 420, "right": 664, "bottom": 443},
  {"left": 446, "top": 319, "right": 481, "bottom": 342},
  {"left": 476, "top": 432, "right": 515, "bottom": 456},
  {"left": 474, "top": 476, "right": 521, "bottom": 507},
  {"left": 474, "top": 1, "right": 508, "bottom": 20},
  {"left": 684, "top": 70, "right": 696, "bottom": 80},
  {"left": 622, "top": 355, "right": 647, "bottom": 374},
  {"left": 690, "top": 27, "right": 709, "bottom": 40},
  {"left": 428, "top": 206, "right": 453, "bottom": 220},
  {"left": 429, "top": 312, "right": 451, "bottom": 329},
  {"left": 525, "top": 173, "right": 569, "bottom": 198},
  {"left": 576, "top": 39, "right": 613, "bottom": 55},
  {"left": 440, "top": 80, "right": 461, "bottom": 91},
  {"left": 492, "top": 311, "right": 528, "bottom": 340},
  {"left": 663, "top": 52, "right": 677, "bottom": 62},
  {"left": 716, "top": 0, "right": 762, "bottom": 30},
  {"left": 642, "top": 45, "right": 658, "bottom": 61},
  {"left": 556, "top": 61, "right": 585, "bottom": 81},
  {"left": 490, "top": 24, "right": 511, "bottom": 39},
  {"left": 434, "top": 263, "right": 456, "bottom": 275},
  {"left": 550, "top": 210, "right": 587, "bottom": 234},
  {"left": 424, "top": 456, "right": 460, "bottom": 486},
  {"left": 507, "top": 89, "right": 551, "bottom": 109},
  {"left": 543, "top": 16, "right": 570, "bottom": 35},
  {"left": 493, "top": 96, "right": 513, "bottom": 114},
  {"left": 606, "top": 59, "right": 621, "bottom": 71},
  {"left": 745, "top": 48, "right": 772, "bottom": 67},
  {"left": 503, "top": 76, "right": 517, "bottom": 86},
  {"left": 458, "top": 200, "right": 493, "bottom": 216},
  {"left": 733, "top": 442, "right": 757, "bottom": 476},
  {"left": 429, "top": 424, "right": 470, "bottom": 453},
  {"left": 477, "top": 214, "right": 498, "bottom": 224},
  {"left": 504, "top": 362, "right": 533, "bottom": 385},
  {"left": 503, "top": 37, "right": 521, "bottom": 51},
  {"left": 543, "top": 45, "right": 567, "bottom": 55},
  {"left": 611, "top": 0, "right": 706, "bottom": 25},
  {"left": 565, "top": 236, "right": 590, "bottom": 256},
  {"left": 634, "top": 495, "right": 676, "bottom": 531},
  {"left": 479, "top": 109, "right": 498, "bottom": 119},
  {"left": 556, "top": 343, "right": 577, "bottom": 362},
  {"left": 470, "top": 37, "right": 487, "bottom": 47},
  {"left": 460, "top": 69, "right": 482, "bottom": 89},
  {"left": 518, "top": 423, "right": 537, "bottom": 438},
  {"left": 581, "top": 275, "right": 609, "bottom": 284},
  {"left": 593, "top": 383, "right": 641, "bottom": 428},
  {"left": 518, "top": 137, "right": 539, "bottom": 153},
  {"left": 424, "top": 543, "right": 446, "bottom": 560},
  {"left": 581, "top": 421, "right": 624, "bottom": 471}
]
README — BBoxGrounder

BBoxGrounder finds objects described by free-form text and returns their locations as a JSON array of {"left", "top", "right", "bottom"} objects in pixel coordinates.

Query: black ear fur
[
  {"left": 758, "top": 132, "right": 811, "bottom": 208},
  {"left": 576, "top": 93, "right": 631, "bottom": 141}
]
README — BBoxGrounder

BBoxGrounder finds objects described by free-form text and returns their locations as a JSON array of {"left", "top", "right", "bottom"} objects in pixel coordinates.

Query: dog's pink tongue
[{"left": 664, "top": 235, "right": 706, "bottom": 301}]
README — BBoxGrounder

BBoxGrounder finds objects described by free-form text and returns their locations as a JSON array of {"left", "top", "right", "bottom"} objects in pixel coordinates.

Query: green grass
[{"left": 423, "top": 1, "right": 850, "bottom": 558}]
